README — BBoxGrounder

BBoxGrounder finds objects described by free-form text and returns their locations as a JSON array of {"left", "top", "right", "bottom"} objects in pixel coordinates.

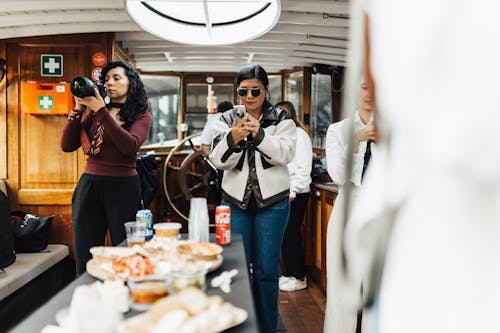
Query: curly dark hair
[{"left": 100, "top": 61, "right": 149, "bottom": 126}]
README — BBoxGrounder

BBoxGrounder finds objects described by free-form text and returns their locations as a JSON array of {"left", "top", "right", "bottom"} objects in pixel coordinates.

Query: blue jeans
[{"left": 222, "top": 197, "right": 290, "bottom": 333}]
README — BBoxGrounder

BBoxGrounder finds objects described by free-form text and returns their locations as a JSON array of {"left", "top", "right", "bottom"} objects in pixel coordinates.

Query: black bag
[
  {"left": 10, "top": 211, "right": 54, "bottom": 253},
  {"left": 136, "top": 154, "right": 159, "bottom": 208},
  {"left": 0, "top": 191, "right": 16, "bottom": 269}
]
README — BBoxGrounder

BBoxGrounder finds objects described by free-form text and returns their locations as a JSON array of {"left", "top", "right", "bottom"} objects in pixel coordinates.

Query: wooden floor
[{"left": 278, "top": 276, "right": 326, "bottom": 333}]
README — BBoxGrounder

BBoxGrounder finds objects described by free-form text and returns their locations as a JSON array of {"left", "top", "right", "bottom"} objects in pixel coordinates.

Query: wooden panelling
[
  {"left": 5, "top": 33, "right": 112, "bottom": 252},
  {"left": 18, "top": 44, "right": 88, "bottom": 189},
  {"left": 18, "top": 189, "right": 73, "bottom": 205},
  {"left": 0, "top": 41, "right": 6, "bottom": 179},
  {"left": 306, "top": 183, "right": 338, "bottom": 292}
]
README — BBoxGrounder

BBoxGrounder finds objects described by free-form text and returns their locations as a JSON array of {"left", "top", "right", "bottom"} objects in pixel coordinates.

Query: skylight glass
[{"left": 126, "top": 0, "right": 281, "bottom": 46}]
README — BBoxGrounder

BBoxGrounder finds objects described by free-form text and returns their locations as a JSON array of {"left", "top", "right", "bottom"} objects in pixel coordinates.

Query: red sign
[
  {"left": 92, "top": 52, "right": 107, "bottom": 67},
  {"left": 91, "top": 67, "right": 102, "bottom": 82}
]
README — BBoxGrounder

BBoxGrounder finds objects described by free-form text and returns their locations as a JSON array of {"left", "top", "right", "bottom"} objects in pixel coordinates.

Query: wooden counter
[{"left": 304, "top": 182, "right": 338, "bottom": 292}]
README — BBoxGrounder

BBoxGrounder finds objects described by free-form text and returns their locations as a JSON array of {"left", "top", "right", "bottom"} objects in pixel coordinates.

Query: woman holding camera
[
  {"left": 210, "top": 64, "right": 296, "bottom": 332},
  {"left": 61, "top": 61, "right": 152, "bottom": 275}
]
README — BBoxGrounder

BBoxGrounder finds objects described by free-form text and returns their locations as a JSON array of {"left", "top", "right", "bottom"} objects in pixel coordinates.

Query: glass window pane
[
  {"left": 311, "top": 73, "right": 332, "bottom": 148},
  {"left": 185, "top": 84, "right": 234, "bottom": 136},
  {"left": 268, "top": 74, "right": 281, "bottom": 106},
  {"left": 284, "top": 72, "right": 303, "bottom": 119},
  {"left": 142, "top": 75, "right": 180, "bottom": 146}
]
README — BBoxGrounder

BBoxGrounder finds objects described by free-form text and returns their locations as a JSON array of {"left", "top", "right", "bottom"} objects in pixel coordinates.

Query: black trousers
[
  {"left": 281, "top": 192, "right": 309, "bottom": 279},
  {"left": 72, "top": 174, "right": 141, "bottom": 275}
]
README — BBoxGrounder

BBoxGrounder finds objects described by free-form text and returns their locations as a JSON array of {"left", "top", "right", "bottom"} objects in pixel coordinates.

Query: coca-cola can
[{"left": 215, "top": 205, "right": 231, "bottom": 245}]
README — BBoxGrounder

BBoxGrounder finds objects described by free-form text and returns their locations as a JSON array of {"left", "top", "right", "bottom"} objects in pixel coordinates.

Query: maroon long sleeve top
[{"left": 61, "top": 107, "right": 152, "bottom": 176}]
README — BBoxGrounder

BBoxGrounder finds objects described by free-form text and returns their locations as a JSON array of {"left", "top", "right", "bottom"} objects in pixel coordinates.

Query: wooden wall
[{"left": 1, "top": 33, "right": 114, "bottom": 255}]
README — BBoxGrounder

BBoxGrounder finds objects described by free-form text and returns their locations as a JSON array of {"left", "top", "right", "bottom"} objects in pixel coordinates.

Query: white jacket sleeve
[
  {"left": 325, "top": 121, "right": 364, "bottom": 186},
  {"left": 209, "top": 119, "right": 245, "bottom": 170},
  {"left": 289, "top": 128, "right": 313, "bottom": 197},
  {"left": 326, "top": 122, "right": 348, "bottom": 185},
  {"left": 256, "top": 118, "right": 297, "bottom": 166}
]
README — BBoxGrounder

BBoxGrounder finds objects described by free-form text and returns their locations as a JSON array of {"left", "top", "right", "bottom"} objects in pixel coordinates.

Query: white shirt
[
  {"left": 287, "top": 127, "right": 312, "bottom": 198},
  {"left": 325, "top": 111, "right": 375, "bottom": 187},
  {"left": 345, "top": 2, "right": 500, "bottom": 333},
  {"left": 199, "top": 113, "right": 221, "bottom": 146}
]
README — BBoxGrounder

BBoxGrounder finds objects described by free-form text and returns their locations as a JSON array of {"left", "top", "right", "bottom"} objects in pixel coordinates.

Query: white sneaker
[
  {"left": 279, "top": 277, "right": 307, "bottom": 292},
  {"left": 279, "top": 276, "right": 291, "bottom": 287}
]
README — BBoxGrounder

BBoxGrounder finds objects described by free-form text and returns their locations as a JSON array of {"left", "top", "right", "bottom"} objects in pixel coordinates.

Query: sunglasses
[{"left": 237, "top": 88, "right": 263, "bottom": 97}]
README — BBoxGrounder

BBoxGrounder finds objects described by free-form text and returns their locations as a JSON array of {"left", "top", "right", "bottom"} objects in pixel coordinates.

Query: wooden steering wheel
[{"left": 163, "top": 133, "right": 217, "bottom": 221}]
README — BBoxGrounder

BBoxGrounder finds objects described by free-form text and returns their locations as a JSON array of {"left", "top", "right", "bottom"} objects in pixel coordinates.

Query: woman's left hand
[
  {"left": 243, "top": 113, "right": 260, "bottom": 138},
  {"left": 74, "top": 88, "right": 106, "bottom": 113}
]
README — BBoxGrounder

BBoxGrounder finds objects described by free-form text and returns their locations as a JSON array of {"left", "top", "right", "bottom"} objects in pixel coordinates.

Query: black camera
[{"left": 70, "top": 76, "right": 110, "bottom": 104}]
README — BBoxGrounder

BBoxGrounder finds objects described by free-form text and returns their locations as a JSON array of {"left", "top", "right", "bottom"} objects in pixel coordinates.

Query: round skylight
[{"left": 126, "top": 0, "right": 281, "bottom": 45}]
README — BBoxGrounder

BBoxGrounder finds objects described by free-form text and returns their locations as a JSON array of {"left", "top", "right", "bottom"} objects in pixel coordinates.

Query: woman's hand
[
  {"left": 231, "top": 117, "right": 250, "bottom": 144},
  {"left": 243, "top": 113, "right": 261, "bottom": 139},
  {"left": 74, "top": 88, "right": 106, "bottom": 113},
  {"left": 354, "top": 122, "right": 376, "bottom": 152},
  {"left": 73, "top": 96, "right": 84, "bottom": 112}
]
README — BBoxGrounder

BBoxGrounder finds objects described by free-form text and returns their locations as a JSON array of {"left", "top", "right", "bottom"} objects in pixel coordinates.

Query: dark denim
[{"left": 222, "top": 197, "right": 290, "bottom": 333}]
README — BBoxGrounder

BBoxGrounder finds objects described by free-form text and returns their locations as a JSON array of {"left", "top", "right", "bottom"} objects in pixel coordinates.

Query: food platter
[
  {"left": 86, "top": 254, "right": 223, "bottom": 281},
  {"left": 117, "top": 287, "right": 248, "bottom": 333},
  {"left": 117, "top": 307, "right": 247, "bottom": 333},
  {"left": 86, "top": 240, "right": 224, "bottom": 282}
]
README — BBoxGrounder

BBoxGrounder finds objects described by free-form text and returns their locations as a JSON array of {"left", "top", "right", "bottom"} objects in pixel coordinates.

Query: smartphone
[{"left": 233, "top": 105, "right": 246, "bottom": 123}]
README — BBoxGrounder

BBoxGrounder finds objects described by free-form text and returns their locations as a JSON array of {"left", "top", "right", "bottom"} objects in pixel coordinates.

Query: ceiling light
[{"left": 126, "top": 0, "right": 281, "bottom": 46}]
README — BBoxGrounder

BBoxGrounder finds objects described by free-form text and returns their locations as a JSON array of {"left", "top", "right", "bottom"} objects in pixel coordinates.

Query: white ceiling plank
[
  {"left": 0, "top": 11, "right": 131, "bottom": 28},
  {"left": 129, "top": 46, "right": 344, "bottom": 57},
  {"left": 271, "top": 23, "right": 348, "bottom": 38},
  {"left": 279, "top": 12, "right": 350, "bottom": 28},
  {"left": 121, "top": 36, "right": 348, "bottom": 50},
  {"left": 0, "top": 0, "right": 124, "bottom": 13},
  {"left": 117, "top": 32, "right": 349, "bottom": 48},
  {"left": 122, "top": 40, "right": 347, "bottom": 51},
  {"left": 282, "top": 0, "right": 350, "bottom": 15},
  {"left": 0, "top": 22, "right": 142, "bottom": 39}
]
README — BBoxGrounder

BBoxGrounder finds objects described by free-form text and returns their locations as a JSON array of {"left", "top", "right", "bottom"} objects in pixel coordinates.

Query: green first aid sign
[
  {"left": 41, "top": 54, "right": 63, "bottom": 77},
  {"left": 39, "top": 95, "right": 53, "bottom": 110}
]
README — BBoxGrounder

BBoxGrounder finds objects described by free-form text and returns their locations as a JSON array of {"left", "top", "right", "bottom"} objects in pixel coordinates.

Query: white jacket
[
  {"left": 210, "top": 103, "right": 296, "bottom": 209},
  {"left": 287, "top": 127, "right": 312, "bottom": 199}
]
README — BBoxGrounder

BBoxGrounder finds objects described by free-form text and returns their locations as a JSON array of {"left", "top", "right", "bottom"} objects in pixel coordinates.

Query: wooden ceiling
[{"left": 0, "top": 0, "right": 350, "bottom": 72}]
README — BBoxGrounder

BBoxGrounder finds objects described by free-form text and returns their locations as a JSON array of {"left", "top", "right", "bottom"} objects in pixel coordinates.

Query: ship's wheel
[{"left": 162, "top": 133, "right": 218, "bottom": 221}]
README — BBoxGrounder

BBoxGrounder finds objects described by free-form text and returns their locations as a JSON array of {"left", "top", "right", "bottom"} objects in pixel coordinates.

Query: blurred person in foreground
[
  {"left": 276, "top": 101, "right": 313, "bottom": 292},
  {"left": 210, "top": 64, "right": 296, "bottom": 332},
  {"left": 323, "top": 80, "right": 376, "bottom": 333},
  {"left": 61, "top": 61, "right": 152, "bottom": 276},
  {"left": 340, "top": 2, "right": 500, "bottom": 333},
  {"left": 200, "top": 100, "right": 234, "bottom": 154}
]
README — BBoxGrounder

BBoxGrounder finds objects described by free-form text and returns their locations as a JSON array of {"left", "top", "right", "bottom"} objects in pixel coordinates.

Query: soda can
[
  {"left": 136, "top": 209, "right": 153, "bottom": 240},
  {"left": 215, "top": 205, "right": 231, "bottom": 245}
]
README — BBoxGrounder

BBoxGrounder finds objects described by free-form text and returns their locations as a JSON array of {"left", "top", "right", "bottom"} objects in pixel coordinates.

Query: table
[{"left": 9, "top": 234, "right": 258, "bottom": 333}]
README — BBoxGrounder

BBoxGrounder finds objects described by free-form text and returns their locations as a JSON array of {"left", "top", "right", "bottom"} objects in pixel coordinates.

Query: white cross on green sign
[
  {"left": 41, "top": 54, "right": 63, "bottom": 77},
  {"left": 39, "top": 95, "right": 53, "bottom": 110}
]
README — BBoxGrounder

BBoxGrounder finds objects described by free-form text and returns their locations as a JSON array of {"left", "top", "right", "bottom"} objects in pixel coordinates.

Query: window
[
  {"left": 185, "top": 84, "right": 234, "bottom": 136},
  {"left": 141, "top": 75, "right": 180, "bottom": 146},
  {"left": 267, "top": 74, "right": 282, "bottom": 106},
  {"left": 284, "top": 71, "right": 303, "bottom": 120},
  {"left": 311, "top": 73, "right": 332, "bottom": 148}
]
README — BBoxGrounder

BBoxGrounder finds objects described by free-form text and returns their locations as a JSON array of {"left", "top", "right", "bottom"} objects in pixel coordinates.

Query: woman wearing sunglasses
[{"left": 210, "top": 64, "right": 297, "bottom": 333}]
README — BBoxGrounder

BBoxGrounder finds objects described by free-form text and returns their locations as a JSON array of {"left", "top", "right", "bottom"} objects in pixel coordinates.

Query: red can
[{"left": 215, "top": 205, "right": 231, "bottom": 245}]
